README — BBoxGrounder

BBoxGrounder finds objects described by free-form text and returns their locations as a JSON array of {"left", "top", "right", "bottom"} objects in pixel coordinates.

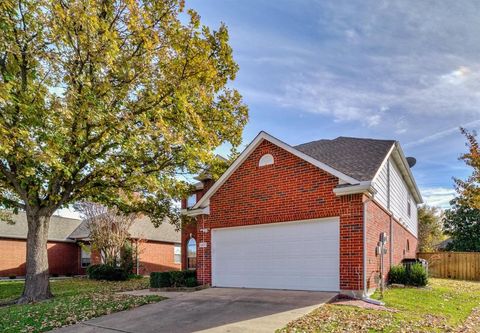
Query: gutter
[
  {"left": 333, "top": 181, "right": 375, "bottom": 196},
  {"left": 181, "top": 206, "right": 210, "bottom": 217}
]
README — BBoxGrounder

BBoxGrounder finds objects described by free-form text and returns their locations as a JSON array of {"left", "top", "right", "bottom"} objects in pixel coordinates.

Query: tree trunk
[{"left": 17, "top": 210, "right": 53, "bottom": 304}]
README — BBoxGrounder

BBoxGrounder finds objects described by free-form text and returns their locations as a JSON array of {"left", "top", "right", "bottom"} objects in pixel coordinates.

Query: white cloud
[
  {"left": 421, "top": 187, "right": 456, "bottom": 209},
  {"left": 405, "top": 119, "right": 480, "bottom": 148}
]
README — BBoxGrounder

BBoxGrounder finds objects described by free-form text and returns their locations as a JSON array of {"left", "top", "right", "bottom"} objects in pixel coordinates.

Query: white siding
[
  {"left": 388, "top": 158, "right": 418, "bottom": 236},
  {"left": 373, "top": 161, "right": 389, "bottom": 209},
  {"left": 372, "top": 156, "right": 418, "bottom": 237}
]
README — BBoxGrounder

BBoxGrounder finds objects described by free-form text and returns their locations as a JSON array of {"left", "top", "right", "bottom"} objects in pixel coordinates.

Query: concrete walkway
[{"left": 52, "top": 288, "right": 337, "bottom": 333}]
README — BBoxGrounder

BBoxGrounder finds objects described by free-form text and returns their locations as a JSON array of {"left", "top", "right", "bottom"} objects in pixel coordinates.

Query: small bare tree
[{"left": 76, "top": 202, "right": 138, "bottom": 267}]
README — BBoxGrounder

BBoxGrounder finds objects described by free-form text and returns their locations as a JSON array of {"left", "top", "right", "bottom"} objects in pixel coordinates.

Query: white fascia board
[
  {"left": 181, "top": 206, "right": 210, "bottom": 217},
  {"left": 193, "top": 131, "right": 360, "bottom": 209},
  {"left": 371, "top": 143, "right": 396, "bottom": 182},
  {"left": 392, "top": 143, "right": 423, "bottom": 204},
  {"left": 333, "top": 181, "right": 375, "bottom": 196}
]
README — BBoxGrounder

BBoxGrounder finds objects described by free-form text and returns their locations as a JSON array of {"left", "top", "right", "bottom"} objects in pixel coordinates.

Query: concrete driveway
[{"left": 53, "top": 288, "right": 337, "bottom": 333}]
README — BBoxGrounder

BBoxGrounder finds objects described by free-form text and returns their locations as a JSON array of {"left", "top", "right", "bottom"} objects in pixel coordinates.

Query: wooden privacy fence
[{"left": 418, "top": 252, "right": 480, "bottom": 281}]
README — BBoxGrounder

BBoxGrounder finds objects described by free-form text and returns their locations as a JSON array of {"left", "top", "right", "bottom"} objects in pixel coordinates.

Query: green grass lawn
[
  {"left": 280, "top": 278, "right": 480, "bottom": 332},
  {"left": 0, "top": 277, "right": 164, "bottom": 332}
]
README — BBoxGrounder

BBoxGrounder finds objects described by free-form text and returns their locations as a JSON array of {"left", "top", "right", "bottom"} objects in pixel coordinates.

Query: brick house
[
  {"left": 0, "top": 212, "right": 181, "bottom": 277},
  {"left": 181, "top": 131, "right": 422, "bottom": 298}
]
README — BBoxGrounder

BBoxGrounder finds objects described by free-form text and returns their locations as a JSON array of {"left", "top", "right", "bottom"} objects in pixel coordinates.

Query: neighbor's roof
[
  {"left": 0, "top": 211, "right": 82, "bottom": 242},
  {"left": 295, "top": 137, "right": 395, "bottom": 182},
  {"left": 68, "top": 215, "right": 180, "bottom": 243}
]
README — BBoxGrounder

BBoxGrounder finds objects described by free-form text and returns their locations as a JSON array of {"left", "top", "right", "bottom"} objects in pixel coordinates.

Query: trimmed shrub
[
  {"left": 388, "top": 265, "right": 407, "bottom": 285},
  {"left": 150, "top": 270, "right": 198, "bottom": 288},
  {"left": 87, "top": 264, "right": 128, "bottom": 281},
  {"left": 150, "top": 272, "right": 172, "bottom": 288},
  {"left": 185, "top": 277, "right": 198, "bottom": 288},
  {"left": 407, "top": 263, "right": 428, "bottom": 286},
  {"left": 170, "top": 271, "right": 186, "bottom": 287},
  {"left": 388, "top": 263, "right": 428, "bottom": 287}
]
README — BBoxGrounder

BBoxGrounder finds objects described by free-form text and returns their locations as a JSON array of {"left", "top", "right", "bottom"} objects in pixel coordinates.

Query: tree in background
[
  {"left": 455, "top": 128, "right": 480, "bottom": 209},
  {"left": 442, "top": 128, "right": 480, "bottom": 252},
  {"left": 0, "top": 0, "right": 247, "bottom": 303},
  {"left": 417, "top": 205, "right": 444, "bottom": 252},
  {"left": 443, "top": 198, "right": 480, "bottom": 252},
  {"left": 76, "top": 202, "right": 136, "bottom": 267}
]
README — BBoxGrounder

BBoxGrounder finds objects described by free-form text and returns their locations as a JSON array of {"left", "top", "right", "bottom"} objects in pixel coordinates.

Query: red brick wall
[
  {"left": 137, "top": 241, "right": 181, "bottom": 275},
  {"left": 192, "top": 139, "right": 365, "bottom": 292},
  {"left": 0, "top": 238, "right": 81, "bottom": 277},
  {"left": 365, "top": 200, "right": 418, "bottom": 291}
]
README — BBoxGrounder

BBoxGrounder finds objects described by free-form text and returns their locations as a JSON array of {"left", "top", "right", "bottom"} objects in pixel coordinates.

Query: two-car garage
[{"left": 211, "top": 217, "right": 340, "bottom": 292}]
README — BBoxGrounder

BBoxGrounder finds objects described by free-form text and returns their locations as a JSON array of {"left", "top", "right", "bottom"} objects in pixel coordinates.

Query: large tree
[
  {"left": 417, "top": 205, "right": 444, "bottom": 252},
  {"left": 443, "top": 198, "right": 480, "bottom": 252},
  {"left": 455, "top": 128, "right": 480, "bottom": 209},
  {"left": 0, "top": 0, "right": 247, "bottom": 303}
]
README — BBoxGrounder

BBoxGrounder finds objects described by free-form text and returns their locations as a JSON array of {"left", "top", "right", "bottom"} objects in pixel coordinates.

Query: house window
[
  {"left": 406, "top": 239, "right": 410, "bottom": 252},
  {"left": 174, "top": 244, "right": 181, "bottom": 264},
  {"left": 81, "top": 246, "right": 91, "bottom": 268},
  {"left": 187, "top": 194, "right": 196, "bottom": 208},
  {"left": 259, "top": 153, "right": 274, "bottom": 166},
  {"left": 407, "top": 199, "right": 411, "bottom": 217},
  {"left": 187, "top": 237, "right": 197, "bottom": 270}
]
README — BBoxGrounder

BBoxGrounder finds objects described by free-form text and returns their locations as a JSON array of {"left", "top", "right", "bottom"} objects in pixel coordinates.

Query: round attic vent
[{"left": 259, "top": 154, "right": 274, "bottom": 166}]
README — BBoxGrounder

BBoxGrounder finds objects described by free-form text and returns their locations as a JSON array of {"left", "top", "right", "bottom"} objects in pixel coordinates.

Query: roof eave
[
  {"left": 193, "top": 131, "right": 360, "bottom": 209},
  {"left": 393, "top": 142, "right": 424, "bottom": 204},
  {"left": 333, "top": 181, "right": 376, "bottom": 196}
]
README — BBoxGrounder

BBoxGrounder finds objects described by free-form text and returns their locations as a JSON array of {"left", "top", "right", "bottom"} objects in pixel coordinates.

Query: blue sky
[
  {"left": 191, "top": 0, "right": 480, "bottom": 208},
  {"left": 56, "top": 0, "right": 480, "bottom": 218}
]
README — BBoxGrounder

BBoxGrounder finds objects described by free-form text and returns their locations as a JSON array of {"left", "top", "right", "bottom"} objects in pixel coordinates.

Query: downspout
[{"left": 202, "top": 215, "right": 206, "bottom": 286}]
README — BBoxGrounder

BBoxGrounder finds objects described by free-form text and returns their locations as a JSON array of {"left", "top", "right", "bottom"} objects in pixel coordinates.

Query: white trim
[
  {"left": 211, "top": 216, "right": 340, "bottom": 231},
  {"left": 181, "top": 206, "right": 210, "bottom": 217},
  {"left": 333, "top": 181, "right": 375, "bottom": 196},
  {"left": 371, "top": 142, "right": 423, "bottom": 204},
  {"left": 371, "top": 144, "right": 395, "bottom": 181},
  {"left": 392, "top": 143, "right": 423, "bottom": 204},
  {"left": 193, "top": 131, "right": 359, "bottom": 209}
]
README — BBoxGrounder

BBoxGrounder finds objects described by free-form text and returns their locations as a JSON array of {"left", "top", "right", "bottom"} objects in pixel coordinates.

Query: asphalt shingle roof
[
  {"left": 68, "top": 215, "right": 180, "bottom": 243},
  {"left": 295, "top": 136, "right": 396, "bottom": 182},
  {"left": 0, "top": 211, "right": 82, "bottom": 242},
  {"left": 1, "top": 212, "right": 180, "bottom": 243}
]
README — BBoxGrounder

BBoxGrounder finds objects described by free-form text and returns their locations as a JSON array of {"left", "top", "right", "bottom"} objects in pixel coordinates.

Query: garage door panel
[{"left": 211, "top": 217, "right": 340, "bottom": 291}]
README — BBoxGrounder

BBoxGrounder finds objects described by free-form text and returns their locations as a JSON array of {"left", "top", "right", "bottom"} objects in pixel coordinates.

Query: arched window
[
  {"left": 259, "top": 153, "right": 274, "bottom": 166},
  {"left": 187, "top": 237, "right": 197, "bottom": 270}
]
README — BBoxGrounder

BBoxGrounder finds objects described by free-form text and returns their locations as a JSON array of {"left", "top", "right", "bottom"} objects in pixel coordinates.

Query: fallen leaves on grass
[
  {"left": 279, "top": 305, "right": 396, "bottom": 333},
  {"left": 0, "top": 278, "right": 163, "bottom": 333},
  {"left": 280, "top": 279, "right": 480, "bottom": 332}
]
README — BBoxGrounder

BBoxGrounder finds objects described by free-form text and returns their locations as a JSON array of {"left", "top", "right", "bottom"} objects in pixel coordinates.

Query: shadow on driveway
[{"left": 52, "top": 288, "right": 337, "bottom": 333}]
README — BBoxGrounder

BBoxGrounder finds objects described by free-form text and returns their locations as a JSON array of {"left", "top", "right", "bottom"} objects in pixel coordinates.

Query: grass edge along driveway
[
  {"left": 0, "top": 277, "right": 164, "bottom": 332},
  {"left": 279, "top": 278, "right": 480, "bottom": 332}
]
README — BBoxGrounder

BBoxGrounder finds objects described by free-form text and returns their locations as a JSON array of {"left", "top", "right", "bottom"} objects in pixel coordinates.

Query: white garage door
[{"left": 211, "top": 217, "right": 340, "bottom": 291}]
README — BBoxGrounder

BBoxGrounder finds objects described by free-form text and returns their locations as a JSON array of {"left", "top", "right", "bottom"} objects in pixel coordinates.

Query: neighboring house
[
  {"left": 435, "top": 238, "right": 452, "bottom": 251},
  {"left": 181, "top": 131, "right": 422, "bottom": 298},
  {"left": 0, "top": 212, "right": 181, "bottom": 277}
]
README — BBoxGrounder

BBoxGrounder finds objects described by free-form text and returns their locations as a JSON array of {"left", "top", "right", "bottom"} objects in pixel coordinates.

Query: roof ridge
[{"left": 335, "top": 136, "right": 396, "bottom": 142}]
